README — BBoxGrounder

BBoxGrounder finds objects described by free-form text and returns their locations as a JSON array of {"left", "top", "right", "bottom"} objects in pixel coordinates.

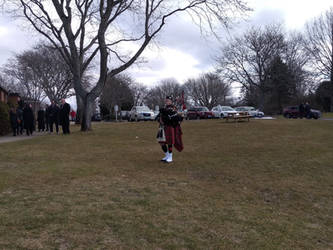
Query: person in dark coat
[
  {"left": 37, "top": 108, "right": 45, "bottom": 132},
  {"left": 23, "top": 104, "right": 35, "bottom": 136},
  {"left": 299, "top": 103, "right": 305, "bottom": 119},
  {"left": 9, "top": 107, "right": 18, "bottom": 136},
  {"left": 158, "top": 96, "right": 184, "bottom": 163},
  {"left": 305, "top": 102, "right": 311, "bottom": 118},
  {"left": 59, "top": 98, "right": 71, "bottom": 134},
  {"left": 48, "top": 101, "right": 59, "bottom": 134},
  {"left": 45, "top": 104, "right": 50, "bottom": 131},
  {"left": 16, "top": 105, "right": 24, "bottom": 135}
]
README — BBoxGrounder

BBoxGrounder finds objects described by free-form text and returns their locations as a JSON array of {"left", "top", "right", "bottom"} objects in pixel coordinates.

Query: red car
[
  {"left": 186, "top": 107, "right": 213, "bottom": 120},
  {"left": 283, "top": 106, "right": 321, "bottom": 119}
]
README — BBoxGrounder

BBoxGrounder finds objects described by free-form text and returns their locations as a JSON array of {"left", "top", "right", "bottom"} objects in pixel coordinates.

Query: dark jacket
[
  {"left": 16, "top": 107, "right": 23, "bottom": 122},
  {"left": 305, "top": 104, "right": 311, "bottom": 114},
  {"left": 23, "top": 106, "right": 34, "bottom": 129},
  {"left": 299, "top": 104, "right": 305, "bottom": 113},
  {"left": 159, "top": 105, "right": 183, "bottom": 127},
  {"left": 48, "top": 104, "right": 59, "bottom": 122},
  {"left": 9, "top": 110, "right": 18, "bottom": 128},
  {"left": 59, "top": 102, "right": 71, "bottom": 123},
  {"left": 37, "top": 110, "right": 45, "bottom": 123}
]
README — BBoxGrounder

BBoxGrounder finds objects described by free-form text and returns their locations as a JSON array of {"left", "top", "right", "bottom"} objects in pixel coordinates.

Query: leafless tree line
[
  {"left": 2, "top": 0, "right": 249, "bottom": 130},
  {"left": 1, "top": 43, "right": 74, "bottom": 105},
  {"left": 99, "top": 72, "right": 231, "bottom": 117},
  {"left": 100, "top": 7, "right": 333, "bottom": 115},
  {"left": 215, "top": 7, "right": 333, "bottom": 112}
]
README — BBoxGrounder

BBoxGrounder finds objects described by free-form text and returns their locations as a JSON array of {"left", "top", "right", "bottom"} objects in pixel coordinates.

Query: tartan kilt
[{"left": 163, "top": 125, "right": 175, "bottom": 145}]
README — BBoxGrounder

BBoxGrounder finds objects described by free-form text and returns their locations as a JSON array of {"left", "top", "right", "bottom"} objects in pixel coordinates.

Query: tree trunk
[
  {"left": 75, "top": 95, "right": 83, "bottom": 125},
  {"left": 80, "top": 95, "right": 94, "bottom": 131}
]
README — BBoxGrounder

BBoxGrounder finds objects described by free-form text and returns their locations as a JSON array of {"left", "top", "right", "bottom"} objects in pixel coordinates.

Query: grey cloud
[
  {"left": 250, "top": 8, "right": 286, "bottom": 26},
  {"left": 157, "top": 16, "right": 220, "bottom": 70},
  {"left": 0, "top": 16, "right": 38, "bottom": 66},
  {"left": 235, "top": 8, "right": 286, "bottom": 32}
]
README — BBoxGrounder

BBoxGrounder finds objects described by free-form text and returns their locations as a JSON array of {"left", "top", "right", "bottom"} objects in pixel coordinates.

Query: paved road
[{"left": 0, "top": 132, "right": 47, "bottom": 144}]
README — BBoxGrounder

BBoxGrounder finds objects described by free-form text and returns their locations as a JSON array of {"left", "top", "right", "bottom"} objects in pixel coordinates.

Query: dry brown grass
[{"left": 0, "top": 118, "right": 332, "bottom": 249}]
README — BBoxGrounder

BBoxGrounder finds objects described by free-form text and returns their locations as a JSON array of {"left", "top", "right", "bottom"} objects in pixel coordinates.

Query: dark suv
[
  {"left": 186, "top": 107, "right": 213, "bottom": 120},
  {"left": 283, "top": 106, "right": 321, "bottom": 119}
]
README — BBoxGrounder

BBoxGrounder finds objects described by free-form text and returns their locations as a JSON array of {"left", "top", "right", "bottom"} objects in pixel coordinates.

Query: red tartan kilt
[{"left": 164, "top": 125, "right": 175, "bottom": 145}]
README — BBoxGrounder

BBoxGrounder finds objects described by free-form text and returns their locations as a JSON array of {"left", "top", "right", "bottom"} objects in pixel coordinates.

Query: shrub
[{"left": 0, "top": 102, "right": 11, "bottom": 136}]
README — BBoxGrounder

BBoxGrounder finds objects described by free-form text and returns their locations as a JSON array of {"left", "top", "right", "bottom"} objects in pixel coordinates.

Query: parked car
[
  {"left": 234, "top": 106, "right": 264, "bottom": 117},
  {"left": 91, "top": 113, "right": 102, "bottom": 121},
  {"left": 211, "top": 105, "right": 239, "bottom": 118},
  {"left": 120, "top": 111, "right": 130, "bottom": 120},
  {"left": 186, "top": 107, "right": 213, "bottom": 120},
  {"left": 128, "top": 106, "right": 155, "bottom": 121},
  {"left": 283, "top": 106, "right": 321, "bottom": 119},
  {"left": 153, "top": 110, "right": 160, "bottom": 121}
]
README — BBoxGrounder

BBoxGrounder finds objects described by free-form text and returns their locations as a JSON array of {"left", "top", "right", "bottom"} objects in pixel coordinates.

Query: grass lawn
[
  {"left": 322, "top": 112, "right": 333, "bottom": 118},
  {"left": 0, "top": 118, "right": 332, "bottom": 249}
]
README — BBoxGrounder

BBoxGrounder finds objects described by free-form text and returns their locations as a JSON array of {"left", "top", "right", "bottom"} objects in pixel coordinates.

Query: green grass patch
[
  {"left": 0, "top": 119, "right": 332, "bottom": 249},
  {"left": 322, "top": 112, "right": 333, "bottom": 118}
]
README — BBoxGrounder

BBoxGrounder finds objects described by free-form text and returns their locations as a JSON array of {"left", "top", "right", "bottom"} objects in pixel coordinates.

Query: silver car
[
  {"left": 128, "top": 106, "right": 155, "bottom": 121},
  {"left": 211, "top": 105, "right": 239, "bottom": 118},
  {"left": 234, "top": 106, "right": 264, "bottom": 117}
]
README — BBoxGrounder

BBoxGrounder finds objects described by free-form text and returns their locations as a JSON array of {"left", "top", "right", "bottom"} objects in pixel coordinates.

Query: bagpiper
[{"left": 158, "top": 96, "right": 184, "bottom": 163}]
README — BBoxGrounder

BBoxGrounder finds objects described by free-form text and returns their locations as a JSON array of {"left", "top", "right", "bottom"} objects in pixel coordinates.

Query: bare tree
[
  {"left": 284, "top": 32, "right": 312, "bottom": 101},
  {"left": 3, "top": 0, "right": 249, "bottom": 130},
  {"left": 99, "top": 74, "right": 134, "bottom": 119},
  {"left": 144, "top": 78, "right": 183, "bottom": 109},
  {"left": 129, "top": 82, "right": 148, "bottom": 107},
  {"left": 216, "top": 24, "right": 287, "bottom": 110},
  {"left": 0, "top": 72, "right": 23, "bottom": 94},
  {"left": 3, "top": 56, "right": 46, "bottom": 103},
  {"left": 304, "top": 8, "right": 333, "bottom": 83},
  {"left": 184, "top": 72, "right": 230, "bottom": 109},
  {"left": 4, "top": 44, "right": 75, "bottom": 103}
]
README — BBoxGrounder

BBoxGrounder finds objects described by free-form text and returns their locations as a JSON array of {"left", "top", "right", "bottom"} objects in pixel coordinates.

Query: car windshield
[
  {"left": 136, "top": 106, "right": 151, "bottom": 112},
  {"left": 199, "top": 107, "right": 209, "bottom": 111},
  {"left": 222, "top": 107, "right": 234, "bottom": 111}
]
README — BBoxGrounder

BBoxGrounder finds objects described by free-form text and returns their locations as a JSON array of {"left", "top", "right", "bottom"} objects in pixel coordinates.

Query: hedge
[{"left": 0, "top": 102, "right": 11, "bottom": 136}]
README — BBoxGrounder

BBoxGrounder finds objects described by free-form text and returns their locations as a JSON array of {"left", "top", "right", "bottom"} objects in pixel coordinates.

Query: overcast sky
[{"left": 0, "top": 0, "right": 332, "bottom": 93}]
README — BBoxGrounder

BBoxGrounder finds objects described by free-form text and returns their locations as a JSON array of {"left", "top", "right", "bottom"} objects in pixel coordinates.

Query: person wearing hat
[{"left": 158, "top": 96, "right": 184, "bottom": 163}]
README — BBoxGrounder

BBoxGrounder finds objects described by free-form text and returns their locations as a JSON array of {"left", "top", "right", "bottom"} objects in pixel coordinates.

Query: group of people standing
[{"left": 9, "top": 98, "right": 71, "bottom": 137}]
